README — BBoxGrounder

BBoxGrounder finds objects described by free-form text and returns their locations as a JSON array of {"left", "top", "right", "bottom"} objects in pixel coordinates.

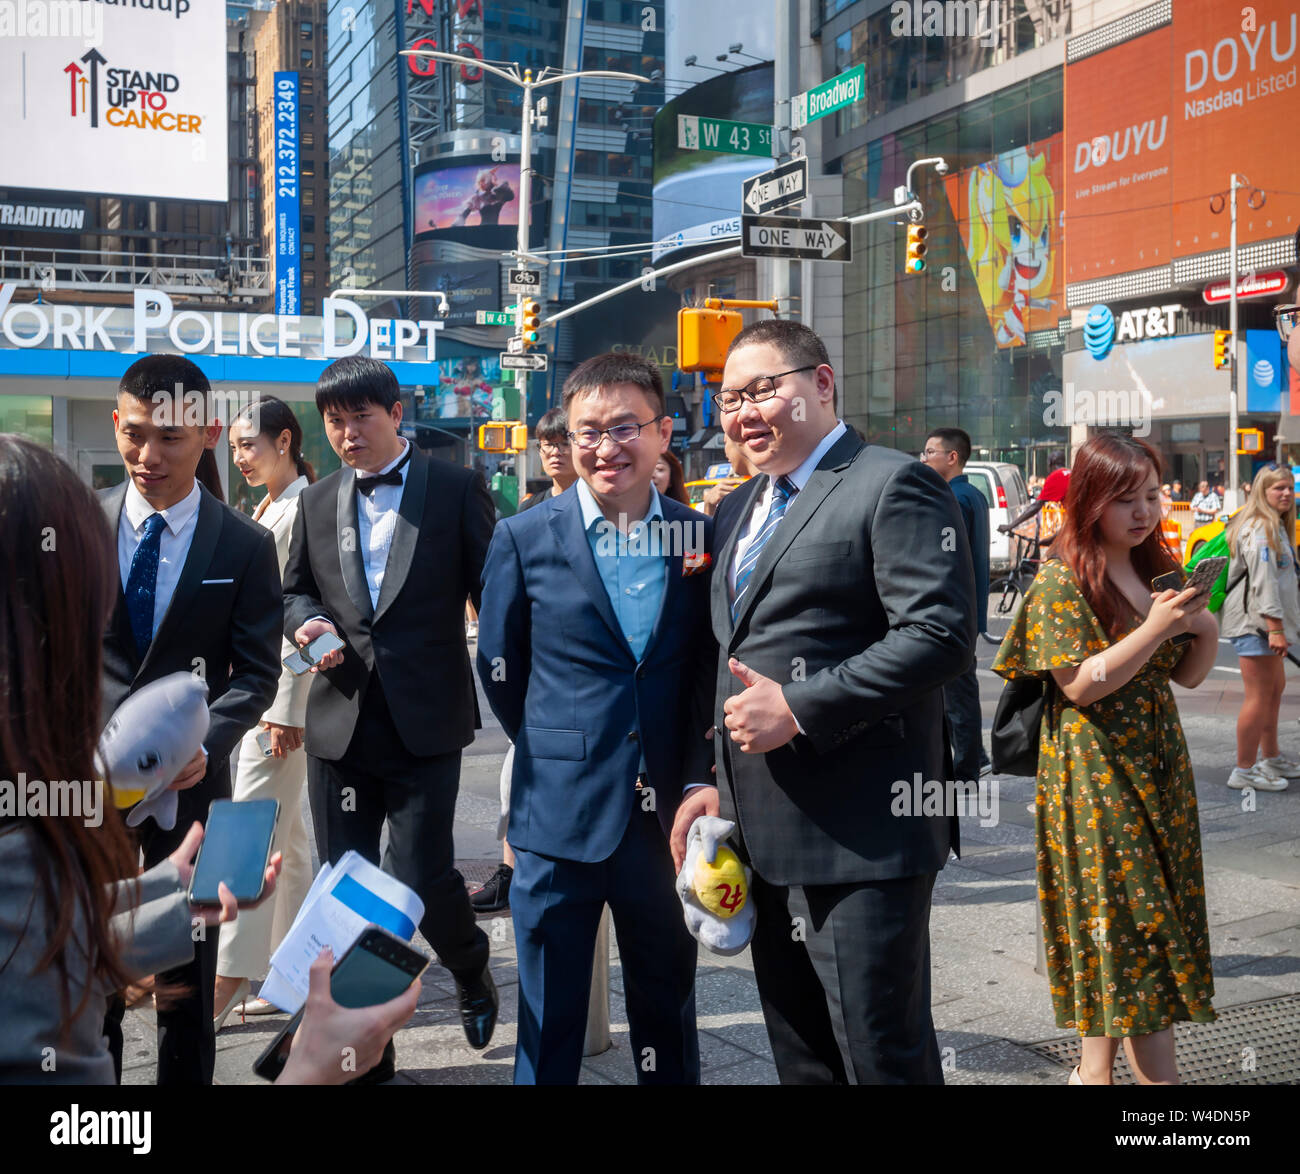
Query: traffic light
[
  {"left": 520, "top": 299, "right": 541, "bottom": 346},
  {"left": 904, "top": 223, "right": 927, "bottom": 274},
  {"left": 1213, "top": 329, "right": 1231, "bottom": 369},
  {"left": 677, "top": 307, "right": 743, "bottom": 380}
]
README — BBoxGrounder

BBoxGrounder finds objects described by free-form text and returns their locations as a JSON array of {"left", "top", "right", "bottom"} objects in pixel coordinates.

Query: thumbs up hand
[{"left": 722, "top": 657, "right": 799, "bottom": 754}]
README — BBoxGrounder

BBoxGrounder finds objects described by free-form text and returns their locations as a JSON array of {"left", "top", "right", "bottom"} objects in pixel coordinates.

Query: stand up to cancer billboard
[
  {"left": 1065, "top": 0, "right": 1299, "bottom": 289},
  {"left": 0, "top": 1, "right": 228, "bottom": 203}
]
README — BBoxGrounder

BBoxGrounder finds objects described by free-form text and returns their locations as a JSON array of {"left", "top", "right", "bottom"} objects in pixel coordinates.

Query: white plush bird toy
[
  {"left": 97, "top": 673, "right": 210, "bottom": 831},
  {"left": 675, "top": 815, "right": 756, "bottom": 956}
]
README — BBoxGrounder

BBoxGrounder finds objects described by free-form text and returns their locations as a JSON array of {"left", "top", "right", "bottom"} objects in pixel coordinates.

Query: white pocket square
[{"left": 201, "top": 578, "right": 234, "bottom": 585}]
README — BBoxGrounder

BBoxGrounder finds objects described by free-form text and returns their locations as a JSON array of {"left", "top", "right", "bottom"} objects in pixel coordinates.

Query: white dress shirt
[
  {"left": 355, "top": 438, "right": 410, "bottom": 610},
  {"left": 116, "top": 480, "right": 203, "bottom": 640},
  {"left": 729, "top": 420, "right": 848, "bottom": 593}
]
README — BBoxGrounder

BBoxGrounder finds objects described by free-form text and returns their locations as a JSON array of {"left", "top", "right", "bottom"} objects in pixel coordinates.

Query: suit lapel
[
  {"left": 710, "top": 475, "right": 764, "bottom": 642},
  {"left": 728, "top": 431, "right": 864, "bottom": 638},
  {"left": 101, "top": 483, "right": 139, "bottom": 668},
  {"left": 140, "top": 487, "right": 221, "bottom": 677},
  {"left": 374, "top": 447, "right": 428, "bottom": 623},
  {"left": 335, "top": 468, "right": 374, "bottom": 620},
  {"left": 548, "top": 491, "right": 636, "bottom": 662}
]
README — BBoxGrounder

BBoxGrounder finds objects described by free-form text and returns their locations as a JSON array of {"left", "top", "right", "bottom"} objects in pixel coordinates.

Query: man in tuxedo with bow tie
[
  {"left": 100, "top": 354, "right": 283, "bottom": 1083},
  {"left": 698, "top": 320, "right": 976, "bottom": 1084},
  {"left": 282, "top": 356, "right": 497, "bottom": 1072},
  {"left": 477, "top": 352, "right": 715, "bottom": 1084}
]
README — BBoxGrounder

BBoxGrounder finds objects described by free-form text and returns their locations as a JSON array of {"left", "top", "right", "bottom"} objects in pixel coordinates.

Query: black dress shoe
[
  {"left": 454, "top": 966, "right": 498, "bottom": 1050},
  {"left": 469, "top": 863, "right": 513, "bottom": 913},
  {"left": 347, "top": 1039, "right": 396, "bottom": 1085}
]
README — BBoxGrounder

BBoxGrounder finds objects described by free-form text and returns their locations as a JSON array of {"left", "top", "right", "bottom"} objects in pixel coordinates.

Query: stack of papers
[{"left": 259, "top": 851, "right": 425, "bottom": 1014}]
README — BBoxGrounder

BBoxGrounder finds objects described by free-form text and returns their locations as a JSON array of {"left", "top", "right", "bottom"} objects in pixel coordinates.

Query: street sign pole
[
  {"left": 772, "top": 0, "right": 799, "bottom": 318},
  {"left": 514, "top": 72, "right": 535, "bottom": 483}
]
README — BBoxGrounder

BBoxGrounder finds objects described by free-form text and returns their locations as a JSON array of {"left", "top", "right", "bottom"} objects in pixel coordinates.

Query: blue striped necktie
[
  {"left": 732, "top": 475, "right": 796, "bottom": 621},
  {"left": 126, "top": 512, "right": 167, "bottom": 658}
]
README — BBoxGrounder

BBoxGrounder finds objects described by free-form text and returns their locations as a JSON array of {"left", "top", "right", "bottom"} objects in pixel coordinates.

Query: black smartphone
[
  {"left": 187, "top": 799, "right": 279, "bottom": 906},
  {"left": 283, "top": 631, "right": 345, "bottom": 675},
  {"left": 252, "top": 925, "right": 428, "bottom": 1082}
]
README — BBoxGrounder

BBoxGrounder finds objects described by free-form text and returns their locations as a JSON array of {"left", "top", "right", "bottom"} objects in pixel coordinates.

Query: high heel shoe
[
  {"left": 1069, "top": 1065, "right": 1084, "bottom": 1085},
  {"left": 213, "top": 977, "right": 250, "bottom": 1031}
]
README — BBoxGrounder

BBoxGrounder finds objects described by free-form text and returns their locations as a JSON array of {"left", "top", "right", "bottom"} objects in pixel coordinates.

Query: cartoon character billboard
[
  {"left": 415, "top": 354, "right": 501, "bottom": 420},
  {"left": 945, "top": 136, "right": 1064, "bottom": 348},
  {"left": 414, "top": 162, "right": 519, "bottom": 234}
]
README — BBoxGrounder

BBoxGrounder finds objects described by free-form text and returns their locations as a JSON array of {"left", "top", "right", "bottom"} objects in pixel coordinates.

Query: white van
[{"left": 964, "top": 461, "right": 1031, "bottom": 574}]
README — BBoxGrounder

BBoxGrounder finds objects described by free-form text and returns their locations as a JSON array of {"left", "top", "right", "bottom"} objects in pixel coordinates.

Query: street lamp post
[{"left": 399, "top": 49, "right": 650, "bottom": 488}]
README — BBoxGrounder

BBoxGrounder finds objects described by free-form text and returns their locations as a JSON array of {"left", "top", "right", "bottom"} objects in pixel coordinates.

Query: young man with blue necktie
[
  {"left": 100, "top": 354, "right": 283, "bottom": 1084},
  {"left": 477, "top": 352, "right": 716, "bottom": 1084}
]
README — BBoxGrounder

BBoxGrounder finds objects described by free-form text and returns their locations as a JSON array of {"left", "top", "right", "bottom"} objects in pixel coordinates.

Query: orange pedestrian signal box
[
  {"left": 1236, "top": 427, "right": 1264, "bottom": 454},
  {"left": 479, "top": 422, "right": 529, "bottom": 453},
  {"left": 678, "top": 307, "right": 743, "bottom": 380}
]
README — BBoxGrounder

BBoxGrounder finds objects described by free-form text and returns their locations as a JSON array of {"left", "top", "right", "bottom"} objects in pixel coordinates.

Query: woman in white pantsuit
[{"left": 214, "top": 398, "right": 317, "bottom": 1026}]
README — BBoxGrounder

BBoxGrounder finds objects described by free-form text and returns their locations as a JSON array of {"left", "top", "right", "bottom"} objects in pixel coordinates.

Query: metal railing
[{"left": 0, "top": 247, "right": 272, "bottom": 299}]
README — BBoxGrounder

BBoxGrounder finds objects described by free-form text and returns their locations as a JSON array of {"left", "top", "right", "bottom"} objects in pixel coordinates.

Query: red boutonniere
[{"left": 683, "top": 551, "right": 711, "bottom": 577}]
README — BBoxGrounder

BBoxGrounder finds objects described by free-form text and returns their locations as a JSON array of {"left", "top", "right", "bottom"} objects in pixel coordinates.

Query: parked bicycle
[{"left": 982, "top": 511, "right": 1044, "bottom": 646}]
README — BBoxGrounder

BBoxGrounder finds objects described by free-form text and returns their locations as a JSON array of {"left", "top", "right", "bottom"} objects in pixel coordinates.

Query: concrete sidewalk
[{"left": 123, "top": 645, "right": 1300, "bottom": 1085}]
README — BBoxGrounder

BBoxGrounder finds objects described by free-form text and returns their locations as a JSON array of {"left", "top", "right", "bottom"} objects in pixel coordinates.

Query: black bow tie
[{"left": 356, "top": 449, "right": 411, "bottom": 495}]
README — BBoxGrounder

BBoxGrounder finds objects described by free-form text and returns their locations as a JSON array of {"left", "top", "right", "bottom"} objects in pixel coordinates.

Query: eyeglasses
[
  {"left": 711, "top": 366, "right": 816, "bottom": 414},
  {"left": 921, "top": 446, "right": 949, "bottom": 459},
  {"left": 538, "top": 440, "right": 570, "bottom": 455},
  {"left": 1274, "top": 304, "right": 1299, "bottom": 343},
  {"left": 567, "top": 415, "right": 664, "bottom": 450}
]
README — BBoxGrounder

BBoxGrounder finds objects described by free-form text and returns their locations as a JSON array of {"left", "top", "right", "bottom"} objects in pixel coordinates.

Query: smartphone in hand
[
  {"left": 252, "top": 926, "right": 428, "bottom": 1081},
  {"left": 188, "top": 799, "right": 280, "bottom": 906},
  {"left": 283, "top": 631, "right": 345, "bottom": 675}
]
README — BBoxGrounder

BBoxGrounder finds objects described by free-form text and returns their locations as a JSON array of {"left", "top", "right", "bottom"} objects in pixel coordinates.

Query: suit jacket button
[
  {"left": 636, "top": 667, "right": 646, "bottom": 680},
  {"left": 628, "top": 731, "right": 639, "bottom": 743}
]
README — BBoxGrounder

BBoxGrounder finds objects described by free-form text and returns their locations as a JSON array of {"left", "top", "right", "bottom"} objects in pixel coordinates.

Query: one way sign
[
  {"left": 741, "top": 214, "right": 852, "bottom": 263},
  {"left": 742, "top": 159, "right": 808, "bottom": 216}
]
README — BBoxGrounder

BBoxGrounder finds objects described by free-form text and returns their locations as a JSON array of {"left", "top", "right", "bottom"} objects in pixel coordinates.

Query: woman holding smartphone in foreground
[
  {"left": 0, "top": 435, "right": 414, "bottom": 1085},
  {"left": 993, "top": 434, "right": 1219, "bottom": 1084}
]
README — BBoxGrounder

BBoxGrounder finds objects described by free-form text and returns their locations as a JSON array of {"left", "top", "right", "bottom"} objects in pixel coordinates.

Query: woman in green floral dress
[{"left": 993, "top": 434, "right": 1219, "bottom": 1084}]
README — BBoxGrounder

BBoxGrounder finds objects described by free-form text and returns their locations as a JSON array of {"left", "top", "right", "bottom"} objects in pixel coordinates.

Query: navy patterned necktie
[
  {"left": 126, "top": 512, "right": 167, "bottom": 658},
  {"left": 732, "top": 475, "right": 796, "bottom": 621}
]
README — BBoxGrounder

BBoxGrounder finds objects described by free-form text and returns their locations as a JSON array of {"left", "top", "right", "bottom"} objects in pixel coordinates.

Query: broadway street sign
[
  {"left": 742, "top": 158, "right": 808, "bottom": 216},
  {"left": 741, "top": 215, "right": 852, "bottom": 263},
  {"left": 791, "top": 64, "right": 866, "bottom": 130}
]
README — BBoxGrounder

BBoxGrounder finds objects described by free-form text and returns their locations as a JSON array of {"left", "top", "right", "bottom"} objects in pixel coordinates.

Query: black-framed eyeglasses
[
  {"left": 1274, "top": 304, "right": 1299, "bottom": 343},
  {"left": 538, "top": 440, "right": 571, "bottom": 454},
  {"left": 567, "top": 415, "right": 664, "bottom": 450},
  {"left": 711, "top": 366, "right": 816, "bottom": 414}
]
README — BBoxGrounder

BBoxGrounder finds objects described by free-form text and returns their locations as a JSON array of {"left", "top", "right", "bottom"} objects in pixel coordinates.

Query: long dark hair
[
  {"left": 1050, "top": 433, "right": 1179, "bottom": 638},
  {"left": 658, "top": 449, "right": 690, "bottom": 506},
  {"left": 0, "top": 435, "right": 138, "bottom": 1033},
  {"left": 234, "top": 397, "right": 316, "bottom": 483}
]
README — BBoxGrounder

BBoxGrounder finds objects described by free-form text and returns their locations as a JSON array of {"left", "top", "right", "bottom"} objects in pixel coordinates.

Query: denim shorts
[{"left": 1230, "top": 632, "right": 1273, "bottom": 657}]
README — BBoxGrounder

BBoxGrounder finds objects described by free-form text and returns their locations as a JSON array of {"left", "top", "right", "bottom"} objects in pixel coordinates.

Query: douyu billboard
[{"left": 0, "top": 1, "right": 228, "bottom": 203}]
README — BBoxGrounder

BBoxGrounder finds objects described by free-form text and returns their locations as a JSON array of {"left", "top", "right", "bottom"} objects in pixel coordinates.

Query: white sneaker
[
  {"left": 1259, "top": 755, "right": 1300, "bottom": 779},
  {"left": 465, "top": 621, "right": 478, "bottom": 640},
  {"left": 1228, "top": 765, "right": 1288, "bottom": 792}
]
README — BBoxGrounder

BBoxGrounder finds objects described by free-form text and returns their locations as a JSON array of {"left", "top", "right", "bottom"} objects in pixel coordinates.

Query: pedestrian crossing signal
[
  {"left": 520, "top": 299, "right": 541, "bottom": 346},
  {"left": 678, "top": 307, "right": 743, "bottom": 380},
  {"left": 905, "top": 224, "right": 927, "bottom": 274},
  {"left": 1213, "top": 329, "right": 1231, "bottom": 370}
]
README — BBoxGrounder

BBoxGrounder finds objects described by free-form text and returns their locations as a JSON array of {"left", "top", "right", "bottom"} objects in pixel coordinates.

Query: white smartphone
[{"left": 283, "top": 631, "right": 345, "bottom": 675}]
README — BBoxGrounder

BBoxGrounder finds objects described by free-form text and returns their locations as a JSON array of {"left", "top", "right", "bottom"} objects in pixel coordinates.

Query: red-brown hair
[{"left": 1049, "top": 433, "right": 1179, "bottom": 638}]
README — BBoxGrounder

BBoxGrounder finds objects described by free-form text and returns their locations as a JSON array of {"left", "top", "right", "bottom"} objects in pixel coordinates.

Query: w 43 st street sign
[
  {"left": 741, "top": 215, "right": 852, "bottom": 263},
  {"left": 677, "top": 114, "right": 772, "bottom": 157}
]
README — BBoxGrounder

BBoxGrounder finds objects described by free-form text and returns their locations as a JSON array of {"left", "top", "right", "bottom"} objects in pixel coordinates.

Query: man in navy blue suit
[{"left": 477, "top": 353, "right": 716, "bottom": 1084}]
